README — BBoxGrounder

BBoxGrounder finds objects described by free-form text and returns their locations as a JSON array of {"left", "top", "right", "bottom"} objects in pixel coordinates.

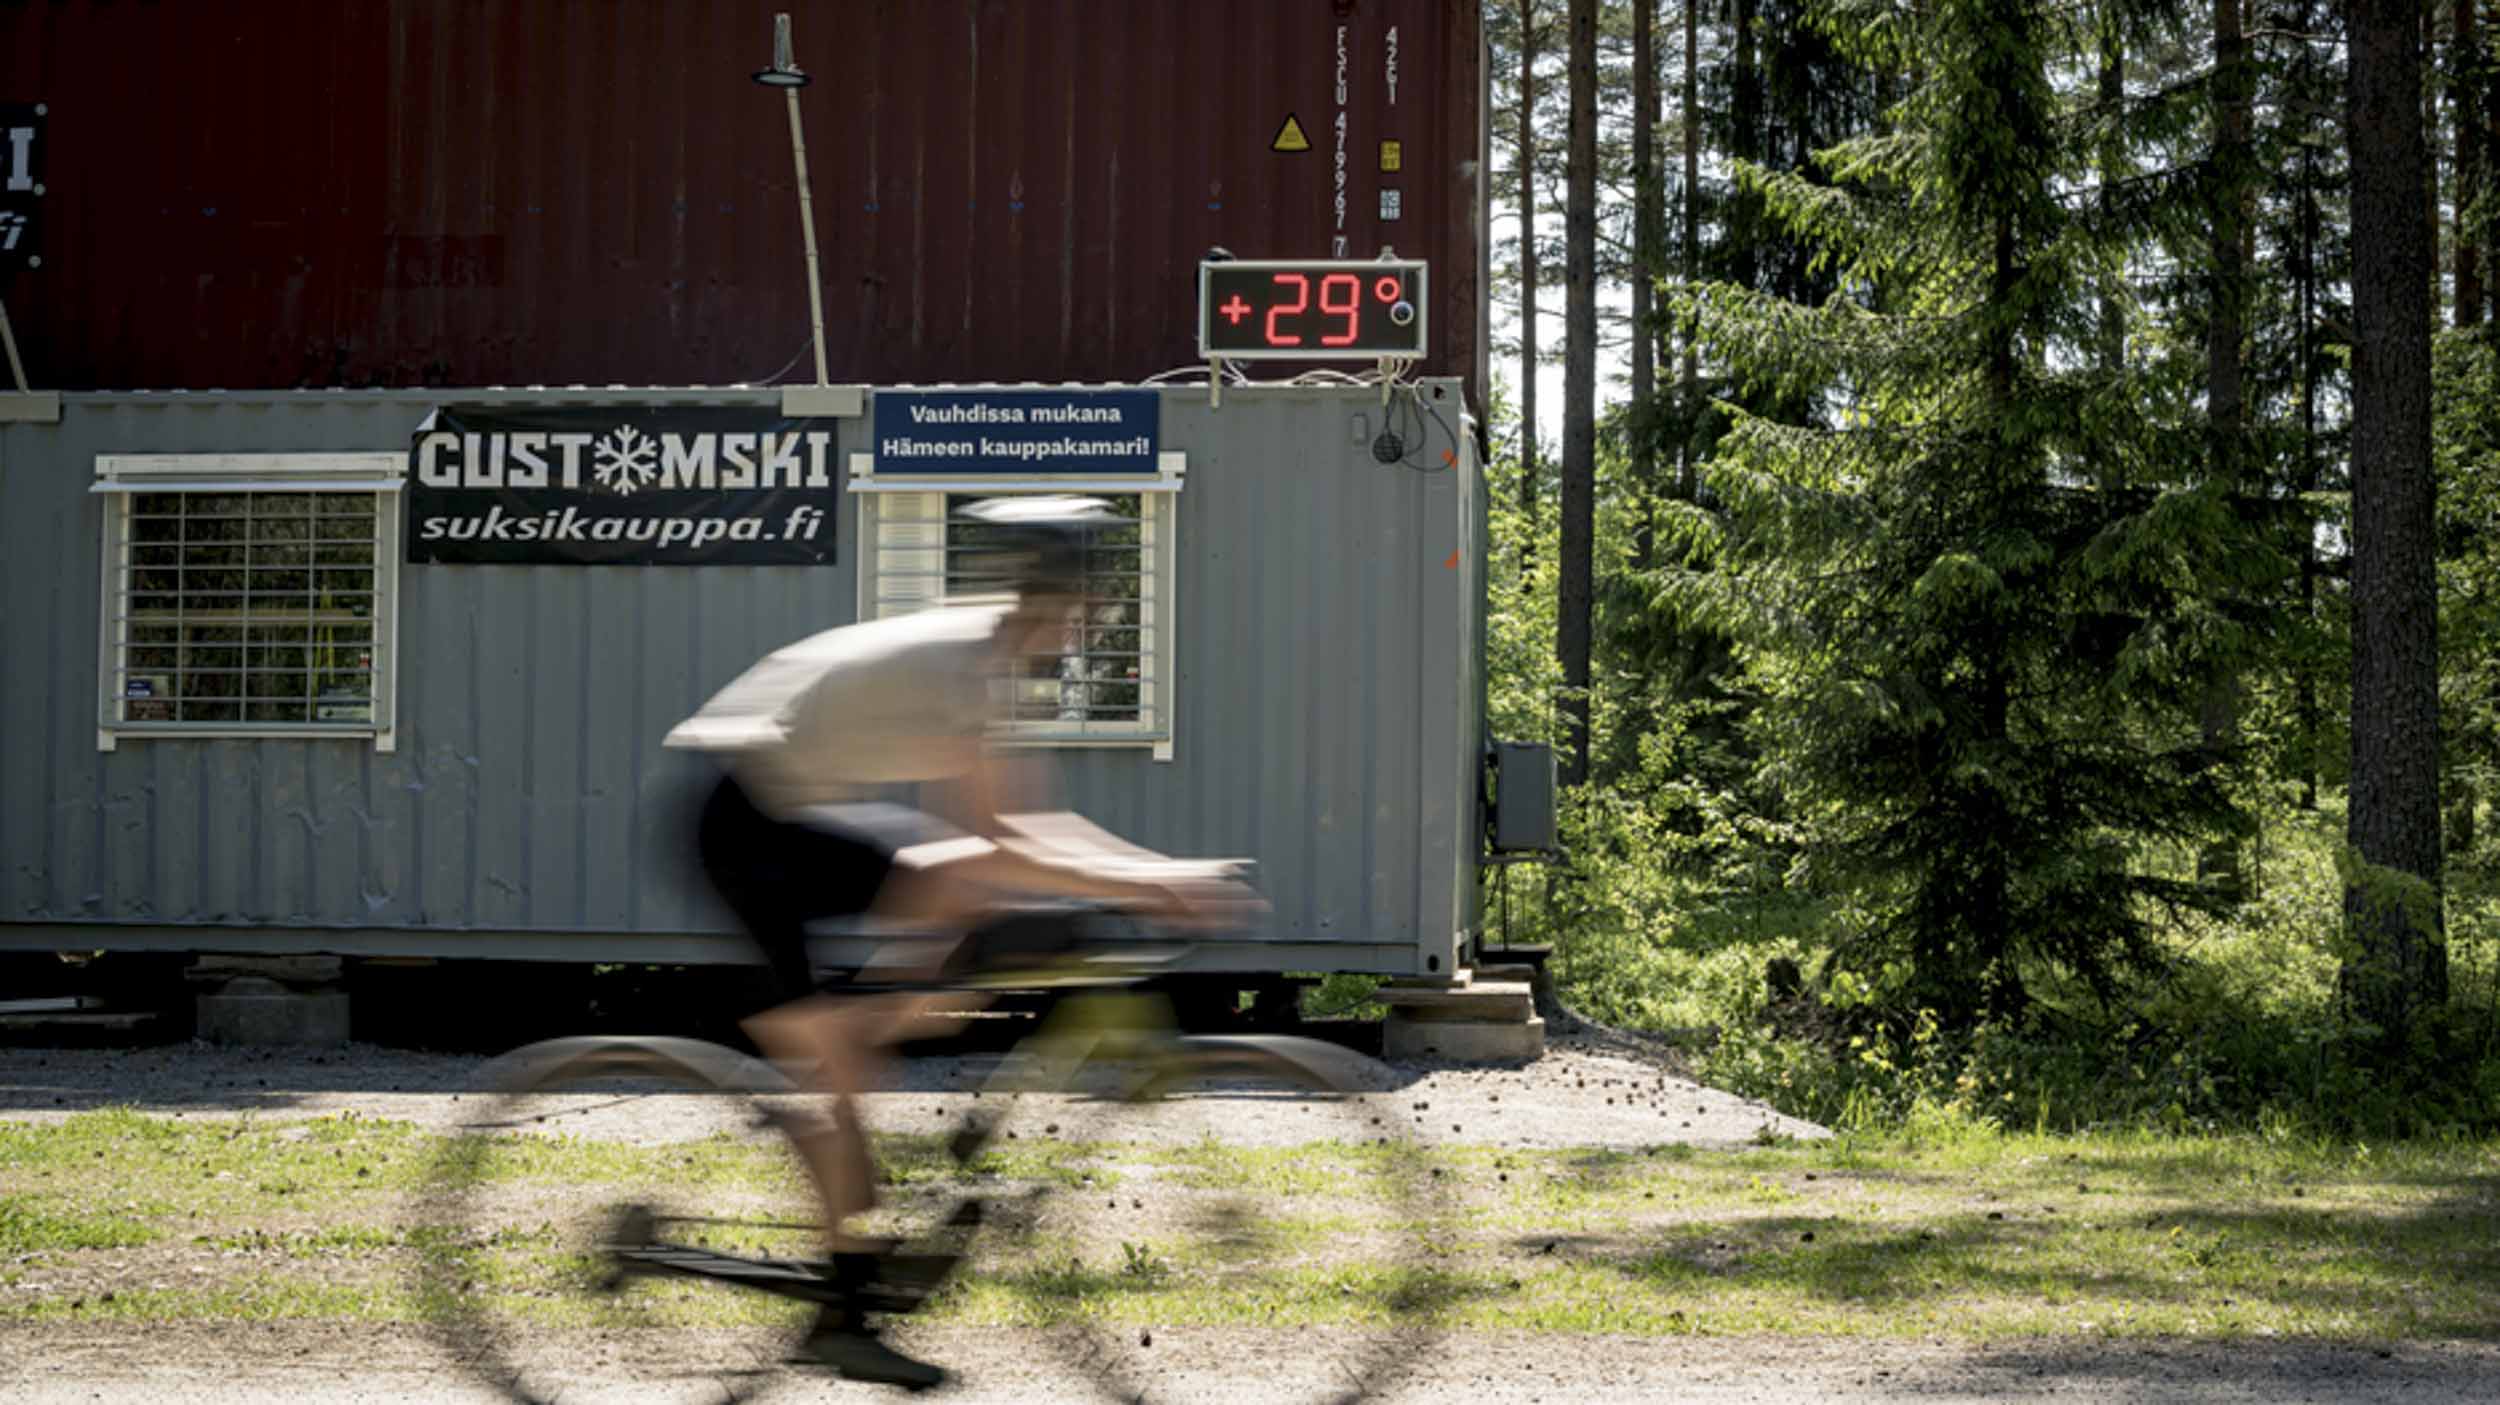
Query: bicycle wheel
[
  {"left": 413, "top": 1037, "right": 823, "bottom": 1405},
  {"left": 979, "top": 1030, "right": 1451, "bottom": 1405}
]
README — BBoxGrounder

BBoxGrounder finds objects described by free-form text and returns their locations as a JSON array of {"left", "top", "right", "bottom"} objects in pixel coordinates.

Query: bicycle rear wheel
[
  {"left": 413, "top": 1037, "right": 822, "bottom": 1405},
  {"left": 985, "top": 1032, "right": 1451, "bottom": 1405}
]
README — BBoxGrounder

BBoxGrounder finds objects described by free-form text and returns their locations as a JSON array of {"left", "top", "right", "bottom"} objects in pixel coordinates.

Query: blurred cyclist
[{"left": 664, "top": 496, "right": 1256, "bottom": 1390}]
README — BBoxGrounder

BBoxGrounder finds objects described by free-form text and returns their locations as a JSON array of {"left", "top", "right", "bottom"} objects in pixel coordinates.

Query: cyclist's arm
[{"left": 910, "top": 747, "right": 1175, "bottom": 908}]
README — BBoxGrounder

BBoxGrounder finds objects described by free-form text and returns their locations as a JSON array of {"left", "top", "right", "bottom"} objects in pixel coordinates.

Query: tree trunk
[
  {"left": 1731, "top": 0, "right": 1760, "bottom": 293},
  {"left": 2201, "top": 0, "right": 2250, "bottom": 897},
  {"left": 1631, "top": 0, "right": 1658, "bottom": 570},
  {"left": 1560, "top": 0, "right": 1597, "bottom": 789},
  {"left": 2099, "top": 2, "right": 2125, "bottom": 379},
  {"left": 2487, "top": 0, "right": 2500, "bottom": 326},
  {"left": 2344, "top": 0, "right": 2448, "bottom": 1044},
  {"left": 2297, "top": 0, "right": 2323, "bottom": 813},
  {"left": 2458, "top": 0, "right": 2484, "bottom": 325},
  {"left": 1678, "top": 0, "right": 1699, "bottom": 505},
  {"left": 2428, "top": 5, "right": 2444, "bottom": 296},
  {"left": 1519, "top": 0, "right": 1541, "bottom": 528}
]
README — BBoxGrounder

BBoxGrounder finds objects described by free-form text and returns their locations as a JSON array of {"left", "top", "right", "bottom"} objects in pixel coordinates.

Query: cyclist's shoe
[
  {"left": 793, "top": 1320, "right": 949, "bottom": 1393},
  {"left": 589, "top": 1202, "right": 657, "bottom": 1294}
]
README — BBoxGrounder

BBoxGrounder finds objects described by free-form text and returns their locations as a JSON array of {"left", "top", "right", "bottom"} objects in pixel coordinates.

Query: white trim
[
  {"left": 94, "top": 452, "right": 405, "bottom": 484},
  {"left": 849, "top": 476, "right": 1181, "bottom": 494},
  {"left": 374, "top": 492, "right": 402, "bottom": 752},
  {"left": 92, "top": 478, "right": 405, "bottom": 495},
  {"left": 1157, "top": 480, "right": 1179, "bottom": 764},
  {"left": 95, "top": 466, "right": 402, "bottom": 752},
  {"left": 94, "top": 493, "right": 121, "bottom": 752}
]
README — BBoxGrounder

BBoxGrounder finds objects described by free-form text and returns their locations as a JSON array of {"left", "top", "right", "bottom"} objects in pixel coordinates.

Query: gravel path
[
  {"left": 8, "top": 1324, "right": 2498, "bottom": 1403},
  {"left": 0, "top": 1033, "right": 1825, "bottom": 1150}
]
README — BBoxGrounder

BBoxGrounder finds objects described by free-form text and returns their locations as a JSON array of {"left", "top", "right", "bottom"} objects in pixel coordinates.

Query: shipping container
[
  {"left": 0, "top": 383, "right": 1487, "bottom": 980},
  {"left": 0, "top": 0, "right": 1487, "bottom": 399}
]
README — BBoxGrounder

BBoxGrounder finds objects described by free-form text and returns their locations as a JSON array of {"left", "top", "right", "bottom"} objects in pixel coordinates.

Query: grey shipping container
[
  {"left": 0, "top": 384, "right": 1488, "bottom": 978},
  {"left": 0, "top": 0, "right": 1488, "bottom": 400}
]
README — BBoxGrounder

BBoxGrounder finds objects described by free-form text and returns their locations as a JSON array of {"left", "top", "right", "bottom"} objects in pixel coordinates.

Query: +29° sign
[{"left": 1198, "top": 258, "right": 1426, "bottom": 361}]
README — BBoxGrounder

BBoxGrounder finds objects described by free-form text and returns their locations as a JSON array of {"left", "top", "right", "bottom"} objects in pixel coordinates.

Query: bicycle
[{"left": 414, "top": 911, "right": 1449, "bottom": 1405}]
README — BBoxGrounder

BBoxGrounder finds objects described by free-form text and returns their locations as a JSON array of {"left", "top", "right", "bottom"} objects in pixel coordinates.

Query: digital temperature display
[{"left": 1198, "top": 259, "right": 1428, "bottom": 361}]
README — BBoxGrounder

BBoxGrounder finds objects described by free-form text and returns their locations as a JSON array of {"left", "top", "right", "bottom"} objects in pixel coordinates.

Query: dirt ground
[
  {"left": 8, "top": 1322, "right": 2500, "bottom": 1403},
  {"left": 10, "top": 1037, "right": 2500, "bottom": 1402},
  {"left": 0, "top": 1031, "right": 1825, "bottom": 1150}
]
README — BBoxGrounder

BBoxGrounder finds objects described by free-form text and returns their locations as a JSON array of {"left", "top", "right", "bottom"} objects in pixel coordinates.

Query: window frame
[
  {"left": 849, "top": 452, "right": 1184, "bottom": 761},
  {"left": 92, "top": 452, "right": 405, "bottom": 752}
]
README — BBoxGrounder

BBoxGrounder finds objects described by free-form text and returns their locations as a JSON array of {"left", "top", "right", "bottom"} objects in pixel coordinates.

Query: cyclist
[{"left": 664, "top": 495, "right": 1256, "bottom": 1390}]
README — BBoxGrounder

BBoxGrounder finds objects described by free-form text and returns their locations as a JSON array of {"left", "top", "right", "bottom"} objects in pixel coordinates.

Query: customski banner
[{"left": 406, "top": 406, "right": 840, "bottom": 565}]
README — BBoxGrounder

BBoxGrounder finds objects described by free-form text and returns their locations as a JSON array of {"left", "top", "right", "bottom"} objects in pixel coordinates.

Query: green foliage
[
  {"left": 1663, "top": 0, "right": 2281, "bottom": 1024},
  {"left": 1473, "top": 0, "right": 2495, "bottom": 1141}
]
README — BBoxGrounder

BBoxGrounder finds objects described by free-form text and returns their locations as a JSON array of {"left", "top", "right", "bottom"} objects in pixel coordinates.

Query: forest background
[{"left": 1465, "top": 0, "right": 2500, "bottom": 1138}]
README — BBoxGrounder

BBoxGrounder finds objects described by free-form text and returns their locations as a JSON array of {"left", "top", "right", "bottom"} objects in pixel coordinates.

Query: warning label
[
  {"left": 1381, "top": 140, "right": 1402, "bottom": 172},
  {"left": 1272, "top": 114, "right": 1311, "bottom": 153}
]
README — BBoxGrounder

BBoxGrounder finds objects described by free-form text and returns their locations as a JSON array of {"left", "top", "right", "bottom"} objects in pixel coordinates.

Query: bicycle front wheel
[
  {"left": 412, "top": 1036, "right": 822, "bottom": 1405},
  {"left": 989, "top": 1033, "right": 1451, "bottom": 1405}
]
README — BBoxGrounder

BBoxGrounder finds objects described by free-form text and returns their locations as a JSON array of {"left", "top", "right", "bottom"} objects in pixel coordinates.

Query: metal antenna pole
[
  {"left": 0, "top": 294, "right": 28, "bottom": 394},
  {"left": 770, "top": 15, "right": 832, "bottom": 387}
]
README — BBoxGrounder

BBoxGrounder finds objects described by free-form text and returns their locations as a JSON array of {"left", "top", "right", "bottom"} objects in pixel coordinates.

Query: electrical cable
[
  {"left": 1388, "top": 382, "right": 1460, "bottom": 474},
  {"left": 757, "top": 334, "right": 817, "bottom": 385}
]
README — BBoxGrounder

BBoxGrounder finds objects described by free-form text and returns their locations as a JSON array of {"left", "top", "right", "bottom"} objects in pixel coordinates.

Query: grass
[{"left": 5, "top": 1108, "right": 2500, "bottom": 1341}]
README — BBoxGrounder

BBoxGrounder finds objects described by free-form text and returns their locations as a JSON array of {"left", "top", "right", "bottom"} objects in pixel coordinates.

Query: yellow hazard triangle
[{"left": 1271, "top": 114, "right": 1311, "bottom": 153}]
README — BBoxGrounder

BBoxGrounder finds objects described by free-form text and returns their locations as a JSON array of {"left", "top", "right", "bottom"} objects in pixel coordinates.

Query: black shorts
[{"left": 695, "top": 774, "right": 964, "bottom": 1000}]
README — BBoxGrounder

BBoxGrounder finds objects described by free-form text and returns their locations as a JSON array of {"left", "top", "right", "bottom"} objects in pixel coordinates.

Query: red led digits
[
  {"left": 1319, "top": 273, "right": 1361, "bottom": 345},
  {"left": 1265, "top": 272, "right": 1310, "bottom": 346},
  {"left": 1200, "top": 260, "right": 1424, "bottom": 357}
]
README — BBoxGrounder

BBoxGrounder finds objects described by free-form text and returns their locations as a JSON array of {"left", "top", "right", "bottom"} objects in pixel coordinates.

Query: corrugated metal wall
[
  {"left": 0, "top": 384, "right": 1479, "bottom": 975},
  {"left": 2, "top": 0, "right": 1485, "bottom": 397}
]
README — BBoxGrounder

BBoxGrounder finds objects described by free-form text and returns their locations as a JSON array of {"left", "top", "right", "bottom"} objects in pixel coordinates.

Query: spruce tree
[{"left": 1680, "top": 0, "right": 2259, "bottom": 1024}]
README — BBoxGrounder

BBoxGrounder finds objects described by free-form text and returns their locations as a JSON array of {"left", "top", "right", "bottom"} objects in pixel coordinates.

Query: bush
[{"left": 1525, "top": 789, "right": 2500, "bottom": 1140}]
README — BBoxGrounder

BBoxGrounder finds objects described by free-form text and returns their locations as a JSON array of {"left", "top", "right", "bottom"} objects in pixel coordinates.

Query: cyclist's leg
[{"left": 696, "top": 775, "right": 891, "bottom": 1250}]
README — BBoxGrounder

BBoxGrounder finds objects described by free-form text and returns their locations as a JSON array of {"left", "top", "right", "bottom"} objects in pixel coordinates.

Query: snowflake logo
[{"left": 591, "top": 424, "right": 660, "bottom": 495}]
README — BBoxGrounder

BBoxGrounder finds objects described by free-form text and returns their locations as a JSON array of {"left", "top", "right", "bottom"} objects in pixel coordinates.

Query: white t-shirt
[{"left": 664, "top": 603, "right": 1012, "bottom": 818}]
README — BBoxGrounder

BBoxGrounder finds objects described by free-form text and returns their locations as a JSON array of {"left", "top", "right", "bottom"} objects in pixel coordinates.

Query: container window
[
  {"left": 862, "top": 490, "right": 1171, "bottom": 745},
  {"left": 101, "top": 485, "right": 397, "bottom": 745}
]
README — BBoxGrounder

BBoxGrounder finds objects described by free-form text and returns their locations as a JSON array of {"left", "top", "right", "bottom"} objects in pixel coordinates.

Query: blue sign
[{"left": 871, "top": 390, "right": 1161, "bottom": 475}]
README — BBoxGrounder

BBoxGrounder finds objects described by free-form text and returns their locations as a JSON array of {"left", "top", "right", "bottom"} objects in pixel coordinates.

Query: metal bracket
[
  {"left": 779, "top": 383, "right": 864, "bottom": 417},
  {"left": 0, "top": 392, "right": 61, "bottom": 424}
]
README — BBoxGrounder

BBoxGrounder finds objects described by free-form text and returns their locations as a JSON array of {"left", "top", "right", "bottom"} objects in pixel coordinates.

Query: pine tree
[{"left": 2342, "top": 0, "right": 2447, "bottom": 1046}]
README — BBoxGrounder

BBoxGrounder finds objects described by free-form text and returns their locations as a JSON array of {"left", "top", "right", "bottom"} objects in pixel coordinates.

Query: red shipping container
[{"left": 0, "top": 0, "right": 1486, "bottom": 397}]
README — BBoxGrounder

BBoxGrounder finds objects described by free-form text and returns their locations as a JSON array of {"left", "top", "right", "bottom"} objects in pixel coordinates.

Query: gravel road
[
  {"left": 0, "top": 1032, "right": 1825, "bottom": 1150},
  {"left": 7, "top": 1323, "right": 2499, "bottom": 1403}
]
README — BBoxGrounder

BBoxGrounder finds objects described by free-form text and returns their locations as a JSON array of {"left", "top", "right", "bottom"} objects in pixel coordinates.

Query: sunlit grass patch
[
  {"left": 6, "top": 1111, "right": 2500, "bottom": 1342},
  {"left": 0, "top": 1199, "right": 158, "bottom": 1253}
]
